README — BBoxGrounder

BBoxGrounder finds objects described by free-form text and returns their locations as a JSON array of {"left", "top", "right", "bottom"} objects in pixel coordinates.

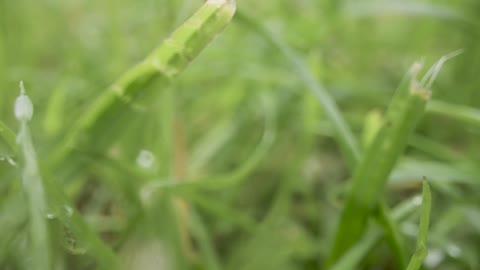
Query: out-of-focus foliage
[{"left": 1, "top": 0, "right": 480, "bottom": 269}]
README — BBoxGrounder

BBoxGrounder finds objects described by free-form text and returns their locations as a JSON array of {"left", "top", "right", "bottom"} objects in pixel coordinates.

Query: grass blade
[
  {"left": 406, "top": 181, "right": 432, "bottom": 270},
  {"left": 427, "top": 100, "right": 480, "bottom": 129},
  {"left": 235, "top": 10, "right": 361, "bottom": 170},
  {"left": 330, "top": 194, "right": 424, "bottom": 270},
  {"left": 52, "top": 0, "right": 237, "bottom": 164},
  {"left": 326, "top": 63, "right": 431, "bottom": 267},
  {"left": 15, "top": 82, "right": 51, "bottom": 270},
  {"left": 15, "top": 82, "right": 119, "bottom": 269}
]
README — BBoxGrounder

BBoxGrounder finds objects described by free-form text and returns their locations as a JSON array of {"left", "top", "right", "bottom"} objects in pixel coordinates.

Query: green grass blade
[
  {"left": 330, "top": 194, "right": 424, "bottom": 270},
  {"left": 377, "top": 202, "right": 408, "bottom": 269},
  {"left": 52, "top": 0, "right": 237, "bottom": 164},
  {"left": 189, "top": 208, "right": 221, "bottom": 270},
  {"left": 406, "top": 181, "right": 432, "bottom": 270},
  {"left": 326, "top": 63, "right": 430, "bottom": 267},
  {"left": 15, "top": 83, "right": 51, "bottom": 270},
  {"left": 427, "top": 100, "right": 480, "bottom": 129},
  {"left": 15, "top": 83, "right": 119, "bottom": 270},
  {"left": 235, "top": 10, "right": 361, "bottom": 170}
]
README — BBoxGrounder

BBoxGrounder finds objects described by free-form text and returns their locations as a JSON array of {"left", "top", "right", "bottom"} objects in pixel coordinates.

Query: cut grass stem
[
  {"left": 326, "top": 63, "right": 431, "bottom": 267},
  {"left": 50, "top": 0, "right": 237, "bottom": 167}
]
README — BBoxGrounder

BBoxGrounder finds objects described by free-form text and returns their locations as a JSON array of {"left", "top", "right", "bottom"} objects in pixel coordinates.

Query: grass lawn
[{"left": 1, "top": 0, "right": 480, "bottom": 269}]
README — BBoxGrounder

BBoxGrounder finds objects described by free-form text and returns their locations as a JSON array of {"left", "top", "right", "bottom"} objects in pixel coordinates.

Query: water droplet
[
  {"left": 15, "top": 81, "right": 34, "bottom": 122},
  {"left": 6, "top": 157, "right": 17, "bottom": 166},
  {"left": 412, "top": 195, "right": 422, "bottom": 206},
  {"left": 63, "top": 225, "right": 87, "bottom": 255},
  {"left": 446, "top": 243, "right": 461, "bottom": 258},
  {"left": 46, "top": 213, "right": 56, "bottom": 219},
  {"left": 136, "top": 149, "right": 155, "bottom": 169},
  {"left": 424, "top": 248, "right": 444, "bottom": 268},
  {"left": 64, "top": 205, "right": 74, "bottom": 217}
]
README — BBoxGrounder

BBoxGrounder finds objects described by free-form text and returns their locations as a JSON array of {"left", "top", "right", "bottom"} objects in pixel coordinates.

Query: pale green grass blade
[
  {"left": 15, "top": 82, "right": 51, "bottom": 270},
  {"left": 15, "top": 83, "right": 119, "bottom": 270},
  {"left": 406, "top": 181, "right": 432, "bottom": 270},
  {"left": 389, "top": 159, "right": 478, "bottom": 187},
  {"left": 427, "top": 100, "right": 480, "bottom": 129}
]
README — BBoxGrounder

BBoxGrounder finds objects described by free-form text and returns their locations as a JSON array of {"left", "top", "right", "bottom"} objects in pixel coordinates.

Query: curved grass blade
[
  {"left": 235, "top": 10, "right": 361, "bottom": 170},
  {"left": 326, "top": 63, "right": 431, "bottom": 267},
  {"left": 51, "top": 0, "right": 237, "bottom": 164},
  {"left": 406, "top": 181, "right": 432, "bottom": 270}
]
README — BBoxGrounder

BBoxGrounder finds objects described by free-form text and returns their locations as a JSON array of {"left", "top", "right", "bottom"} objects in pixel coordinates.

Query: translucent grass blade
[
  {"left": 326, "top": 63, "right": 431, "bottom": 267},
  {"left": 52, "top": 0, "right": 237, "bottom": 164},
  {"left": 15, "top": 82, "right": 51, "bottom": 270},
  {"left": 406, "top": 181, "right": 432, "bottom": 270}
]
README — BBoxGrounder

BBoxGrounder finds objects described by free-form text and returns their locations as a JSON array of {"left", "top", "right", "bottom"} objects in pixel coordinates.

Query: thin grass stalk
[
  {"left": 326, "top": 63, "right": 431, "bottom": 267},
  {"left": 377, "top": 202, "right": 407, "bottom": 269},
  {"left": 15, "top": 82, "right": 51, "bottom": 270},
  {"left": 15, "top": 83, "right": 119, "bottom": 270},
  {"left": 406, "top": 181, "right": 432, "bottom": 270},
  {"left": 235, "top": 10, "right": 361, "bottom": 170}
]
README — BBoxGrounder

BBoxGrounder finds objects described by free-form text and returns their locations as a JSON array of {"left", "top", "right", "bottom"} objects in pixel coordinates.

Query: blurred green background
[{"left": 1, "top": 0, "right": 480, "bottom": 269}]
